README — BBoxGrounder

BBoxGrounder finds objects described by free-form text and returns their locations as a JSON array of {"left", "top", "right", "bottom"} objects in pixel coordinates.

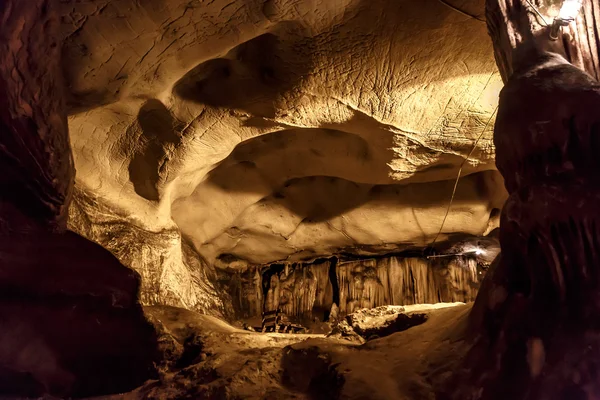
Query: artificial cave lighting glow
[
  {"left": 558, "top": 0, "right": 583, "bottom": 21},
  {"left": 464, "top": 247, "right": 485, "bottom": 256},
  {"left": 550, "top": 0, "right": 584, "bottom": 40},
  {"left": 426, "top": 246, "right": 486, "bottom": 259}
]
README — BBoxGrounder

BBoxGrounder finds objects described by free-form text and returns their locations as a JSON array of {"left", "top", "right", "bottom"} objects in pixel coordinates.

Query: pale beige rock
[
  {"left": 337, "top": 257, "right": 480, "bottom": 315},
  {"left": 59, "top": 0, "right": 506, "bottom": 310}
]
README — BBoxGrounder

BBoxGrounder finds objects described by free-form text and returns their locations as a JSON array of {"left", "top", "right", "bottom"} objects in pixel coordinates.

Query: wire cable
[
  {"left": 429, "top": 106, "right": 499, "bottom": 249},
  {"left": 437, "top": 0, "right": 485, "bottom": 22},
  {"left": 525, "top": 0, "right": 550, "bottom": 26}
]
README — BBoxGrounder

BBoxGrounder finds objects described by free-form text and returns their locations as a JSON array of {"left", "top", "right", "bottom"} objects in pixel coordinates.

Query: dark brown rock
[
  {"left": 451, "top": 1, "right": 600, "bottom": 398},
  {"left": 0, "top": 228, "right": 159, "bottom": 398},
  {"left": 0, "top": 0, "right": 159, "bottom": 397},
  {"left": 0, "top": 0, "right": 73, "bottom": 230}
]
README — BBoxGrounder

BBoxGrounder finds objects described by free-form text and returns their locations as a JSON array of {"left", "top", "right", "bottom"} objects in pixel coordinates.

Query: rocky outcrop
[
  {"left": 332, "top": 305, "right": 428, "bottom": 341},
  {"left": 0, "top": 229, "right": 159, "bottom": 397}
]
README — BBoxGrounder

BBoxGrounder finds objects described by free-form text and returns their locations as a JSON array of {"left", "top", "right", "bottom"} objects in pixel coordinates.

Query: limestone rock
[
  {"left": 345, "top": 306, "right": 426, "bottom": 339},
  {"left": 56, "top": 0, "right": 507, "bottom": 309},
  {"left": 336, "top": 256, "right": 481, "bottom": 315}
]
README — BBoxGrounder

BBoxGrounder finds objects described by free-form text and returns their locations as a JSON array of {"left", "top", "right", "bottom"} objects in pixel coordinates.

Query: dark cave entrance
[{"left": 326, "top": 256, "right": 340, "bottom": 321}]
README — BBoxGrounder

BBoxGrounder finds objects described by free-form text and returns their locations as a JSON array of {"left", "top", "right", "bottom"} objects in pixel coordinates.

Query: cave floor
[{"left": 90, "top": 303, "right": 471, "bottom": 400}]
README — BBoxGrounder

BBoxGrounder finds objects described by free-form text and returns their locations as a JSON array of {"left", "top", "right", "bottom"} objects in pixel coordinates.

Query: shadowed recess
[
  {"left": 173, "top": 28, "right": 313, "bottom": 119},
  {"left": 128, "top": 99, "right": 183, "bottom": 201}
]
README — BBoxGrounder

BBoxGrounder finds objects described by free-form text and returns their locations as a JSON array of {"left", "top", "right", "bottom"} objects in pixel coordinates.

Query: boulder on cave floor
[{"left": 329, "top": 302, "right": 465, "bottom": 342}]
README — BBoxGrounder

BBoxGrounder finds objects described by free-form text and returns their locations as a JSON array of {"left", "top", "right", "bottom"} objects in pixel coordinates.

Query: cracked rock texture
[{"left": 59, "top": 0, "right": 506, "bottom": 312}]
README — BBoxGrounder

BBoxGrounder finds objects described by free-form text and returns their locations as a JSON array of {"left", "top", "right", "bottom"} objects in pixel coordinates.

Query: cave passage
[
  {"left": 7, "top": 0, "right": 597, "bottom": 397},
  {"left": 252, "top": 252, "right": 487, "bottom": 326}
]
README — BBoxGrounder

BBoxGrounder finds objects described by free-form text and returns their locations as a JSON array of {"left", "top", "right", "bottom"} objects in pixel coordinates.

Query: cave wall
[
  {"left": 57, "top": 0, "right": 507, "bottom": 312},
  {"left": 337, "top": 256, "right": 480, "bottom": 315},
  {"left": 0, "top": 0, "right": 159, "bottom": 397},
  {"left": 231, "top": 254, "right": 484, "bottom": 321},
  {"left": 69, "top": 186, "right": 228, "bottom": 318}
]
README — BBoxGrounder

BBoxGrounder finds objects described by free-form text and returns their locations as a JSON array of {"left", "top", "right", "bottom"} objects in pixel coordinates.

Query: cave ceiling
[{"left": 59, "top": 0, "right": 506, "bottom": 307}]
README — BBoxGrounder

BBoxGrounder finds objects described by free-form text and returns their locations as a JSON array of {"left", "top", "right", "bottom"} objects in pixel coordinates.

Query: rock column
[{"left": 454, "top": 1, "right": 600, "bottom": 398}]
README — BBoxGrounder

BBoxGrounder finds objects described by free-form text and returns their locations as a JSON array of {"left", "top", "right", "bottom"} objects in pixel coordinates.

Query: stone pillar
[{"left": 453, "top": 1, "right": 600, "bottom": 398}]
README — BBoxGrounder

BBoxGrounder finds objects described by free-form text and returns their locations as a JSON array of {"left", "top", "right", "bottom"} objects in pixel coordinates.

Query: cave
[{"left": 1, "top": 0, "right": 599, "bottom": 398}]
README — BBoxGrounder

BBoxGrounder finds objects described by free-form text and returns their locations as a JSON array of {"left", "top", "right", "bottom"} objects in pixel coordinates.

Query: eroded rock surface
[
  {"left": 0, "top": 1, "right": 159, "bottom": 397},
  {"left": 58, "top": 0, "right": 507, "bottom": 310}
]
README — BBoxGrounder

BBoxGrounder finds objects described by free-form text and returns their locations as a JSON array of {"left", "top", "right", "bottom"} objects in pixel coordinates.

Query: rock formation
[
  {"left": 452, "top": 1, "right": 600, "bottom": 399},
  {"left": 0, "top": 0, "right": 158, "bottom": 397},
  {"left": 224, "top": 253, "right": 490, "bottom": 324},
  {"left": 333, "top": 305, "right": 430, "bottom": 341},
  {"left": 336, "top": 256, "right": 481, "bottom": 315},
  {"left": 7, "top": 0, "right": 581, "bottom": 397},
  {"left": 57, "top": 0, "right": 507, "bottom": 313}
]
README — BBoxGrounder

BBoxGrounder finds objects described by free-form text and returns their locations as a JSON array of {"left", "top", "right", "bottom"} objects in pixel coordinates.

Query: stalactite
[
  {"left": 231, "top": 254, "right": 485, "bottom": 321},
  {"left": 338, "top": 257, "right": 480, "bottom": 315},
  {"left": 223, "top": 268, "right": 263, "bottom": 318},
  {"left": 264, "top": 260, "right": 332, "bottom": 320}
]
